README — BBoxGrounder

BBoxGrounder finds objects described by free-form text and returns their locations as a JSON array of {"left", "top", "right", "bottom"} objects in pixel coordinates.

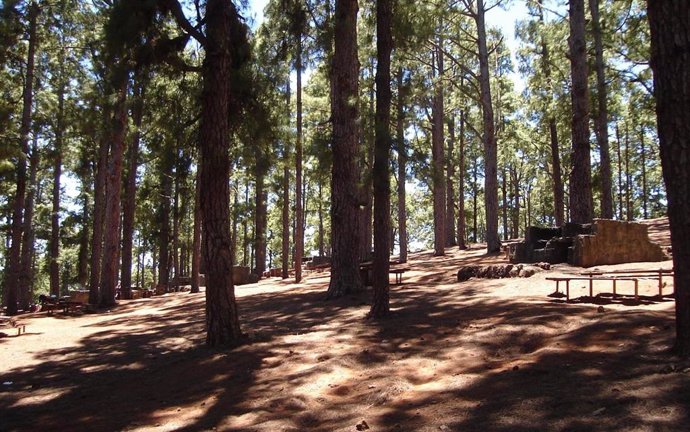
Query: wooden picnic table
[{"left": 546, "top": 268, "right": 674, "bottom": 301}]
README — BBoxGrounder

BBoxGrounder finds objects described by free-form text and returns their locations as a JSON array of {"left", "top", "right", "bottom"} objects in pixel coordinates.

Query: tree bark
[
  {"left": 457, "top": 109, "right": 467, "bottom": 249},
  {"left": 5, "top": 2, "right": 38, "bottom": 315},
  {"left": 370, "top": 0, "right": 392, "bottom": 318},
  {"left": 647, "top": 0, "right": 690, "bottom": 357},
  {"left": 253, "top": 169, "right": 267, "bottom": 276},
  {"left": 432, "top": 39, "right": 446, "bottom": 257},
  {"left": 624, "top": 122, "right": 632, "bottom": 220},
  {"left": 200, "top": 0, "right": 243, "bottom": 346},
  {"left": 19, "top": 138, "right": 39, "bottom": 310},
  {"left": 639, "top": 126, "right": 648, "bottom": 219},
  {"left": 99, "top": 77, "right": 129, "bottom": 308},
  {"left": 295, "top": 34, "right": 304, "bottom": 283},
  {"left": 89, "top": 107, "right": 110, "bottom": 306},
  {"left": 158, "top": 161, "right": 172, "bottom": 291},
  {"left": 396, "top": 68, "right": 408, "bottom": 262},
  {"left": 327, "top": 0, "right": 362, "bottom": 298},
  {"left": 588, "top": 0, "right": 613, "bottom": 219},
  {"left": 615, "top": 123, "right": 624, "bottom": 219},
  {"left": 568, "top": 0, "right": 593, "bottom": 223},
  {"left": 120, "top": 76, "right": 145, "bottom": 300},
  {"left": 191, "top": 168, "right": 202, "bottom": 293},
  {"left": 49, "top": 63, "right": 66, "bottom": 298},
  {"left": 446, "top": 116, "right": 456, "bottom": 247},
  {"left": 537, "top": 4, "right": 564, "bottom": 227},
  {"left": 475, "top": 0, "right": 500, "bottom": 252}
]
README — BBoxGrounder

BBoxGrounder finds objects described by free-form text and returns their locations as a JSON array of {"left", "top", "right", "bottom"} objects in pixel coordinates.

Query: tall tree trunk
[
  {"left": 589, "top": 0, "right": 613, "bottom": 219},
  {"left": 538, "top": 4, "right": 565, "bottom": 227},
  {"left": 19, "top": 138, "right": 39, "bottom": 309},
  {"left": 360, "top": 81, "right": 375, "bottom": 262},
  {"left": 648, "top": 0, "right": 690, "bottom": 357},
  {"left": 89, "top": 108, "right": 110, "bottom": 306},
  {"left": 327, "top": 0, "right": 363, "bottom": 298},
  {"left": 5, "top": 2, "right": 38, "bottom": 315},
  {"left": 172, "top": 161, "right": 181, "bottom": 287},
  {"left": 396, "top": 68, "right": 408, "bottom": 262},
  {"left": 512, "top": 168, "right": 520, "bottom": 237},
  {"left": 568, "top": 0, "right": 593, "bottom": 223},
  {"left": 472, "top": 157, "right": 478, "bottom": 242},
  {"left": 369, "top": 0, "right": 392, "bottom": 318},
  {"left": 49, "top": 65, "right": 66, "bottom": 298},
  {"left": 120, "top": 76, "right": 145, "bottom": 300},
  {"left": 77, "top": 194, "right": 90, "bottom": 287},
  {"left": 282, "top": 78, "right": 291, "bottom": 279},
  {"left": 99, "top": 77, "right": 129, "bottom": 308},
  {"left": 432, "top": 39, "right": 446, "bottom": 257},
  {"left": 318, "top": 181, "right": 325, "bottom": 257},
  {"left": 624, "top": 122, "right": 632, "bottom": 220},
  {"left": 254, "top": 170, "right": 267, "bottom": 276},
  {"left": 501, "top": 168, "right": 508, "bottom": 239},
  {"left": 200, "top": 0, "right": 244, "bottom": 346},
  {"left": 242, "top": 183, "right": 249, "bottom": 267},
  {"left": 295, "top": 35, "right": 304, "bottom": 283},
  {"left": 191, "top": 168, "right": 202, "bottom": 293},
  {"left": 640, "top": 126, "right": 648, "bottom": 219},
  {"left": 282, "top": 153, "right": 290, "bottom": 278},
  {"left": 158, "top": 167, "right": 171, "bottom": 291},
  {"left": 457, "top": 109, "right": 467, "bottom": 249},
  {"left": 549, "top": 119, "right": 564, "bottom": 226},
  {"left": 615, "top": 122, "right": 624, "bottom": 219},
  {"left": 475, "top": 0, "right": 500, "bottom": 252},
  {"left": 446, "top": 116, "right": 456, "bottom": 246}
]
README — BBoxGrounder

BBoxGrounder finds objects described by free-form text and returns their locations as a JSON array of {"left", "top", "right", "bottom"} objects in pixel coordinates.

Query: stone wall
[
  {"left": 570, "top": 219, "right": 668, "bottom": 267},
  {"left": 508, "top": 219, "right": 667, "bottom": 267}
]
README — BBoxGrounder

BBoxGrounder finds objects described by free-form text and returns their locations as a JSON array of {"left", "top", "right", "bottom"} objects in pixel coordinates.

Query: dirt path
[{"left": 1, "top": 242, "right": 688, "bottom": 431}]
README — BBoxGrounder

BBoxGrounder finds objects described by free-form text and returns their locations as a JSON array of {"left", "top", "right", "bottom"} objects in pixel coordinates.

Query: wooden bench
[
  {"left": 0, "top": 317, "right": 26, "bottom": 336},
  {"left": 581, "top": 268, "right": 673, "bottom": 297},
  {"left": 390, "top": 268, "right": 409, "bottom": 285},
  {"left": 39, "top": 295, "right": 83, "bottom": 314},
  {"left": 546, "top": 276, "right": 641, "bottom": 301}
]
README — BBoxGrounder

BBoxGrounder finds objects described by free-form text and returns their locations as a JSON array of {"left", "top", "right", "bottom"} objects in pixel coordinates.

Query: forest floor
[{"left": 1, "top": 218, "right": 689, "bottom": 432}]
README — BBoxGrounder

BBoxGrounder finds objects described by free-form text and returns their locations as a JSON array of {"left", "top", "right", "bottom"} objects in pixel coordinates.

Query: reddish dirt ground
[{"left": 1, "top": 221, "right": 689, "bottom": 431}]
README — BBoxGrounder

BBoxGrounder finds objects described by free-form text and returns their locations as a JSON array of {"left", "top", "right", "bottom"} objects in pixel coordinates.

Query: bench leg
[
  {"left": 613, "top": 279, "right": 617, "bottom": 297},
  {"left": 566, "top": 280, "right": 570, "bottom": 302},
  {"left": 589, "top": 278, "right": 593, "bottom": 298},
  {"left": 659, "top": 272, "right": 663, "bottom": 297},
  {"left": 634, "top": 279, "right": 639, "bottom": 300}
]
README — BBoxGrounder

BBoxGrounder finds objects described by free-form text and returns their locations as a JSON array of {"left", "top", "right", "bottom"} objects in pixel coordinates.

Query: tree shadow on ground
[{"left": 1, "top": 273, "right": 688, "bottom": 431}]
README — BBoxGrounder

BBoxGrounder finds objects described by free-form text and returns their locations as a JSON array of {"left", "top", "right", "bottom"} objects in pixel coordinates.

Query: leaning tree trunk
[
  {"left": 327, "top": 0, "right": 363, "bottom": 299},
  {"left": 396, "top": 68, "right": 408, "bottom": 262},
  {"left": 432, "top": 39, "right": 446, "bottom": 257},
  {"left": 369, "top": 0, "right": 392, "bottom": 319},
  {"left": 99, "top": 77, "right": 129, "bottom": 308},
  {"left": 200, "top": 0, "right": 243, "bottom": 346},
  {"left": 5, "top": 3, "right": 38, "bottom": 316},
  {"left": 648, "top": 0, "right": 690, "bottom": 357},
  {"left": 120, "top": 76, "right": 145, "bottom": 300},
  {"left": 589, "top": 0, "right": 613, "bottom": 219},
  {"left": 476, "top": 0, "right": 500, "bottom": 252},
  {"left": 568, "top": 0, "right": 593, "bottom": 223}
]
